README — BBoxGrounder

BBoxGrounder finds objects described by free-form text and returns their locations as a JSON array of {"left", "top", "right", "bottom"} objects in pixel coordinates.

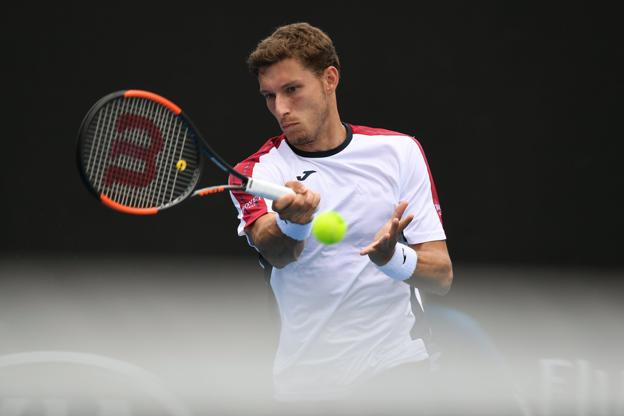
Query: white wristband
[
  {"left": 377, "top": 243, "right": 418, "bottom": 281},
  {"left": 275, "top": 216, "right": 313, "bottom": 241}
]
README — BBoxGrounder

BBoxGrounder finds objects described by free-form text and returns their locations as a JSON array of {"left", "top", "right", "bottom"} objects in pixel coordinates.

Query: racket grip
[{"left": 245, "top": 178, "right": 295, "bottom": 200}]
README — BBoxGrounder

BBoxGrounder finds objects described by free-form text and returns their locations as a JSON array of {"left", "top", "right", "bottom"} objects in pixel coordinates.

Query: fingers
[
  {"left": 391, "top": 201, "right": 414, "bottom": 236},
  {"left": 273, "top": 181, "right": 320, "bottom": 224},
  {"left": 273, "top": 181, "right": 308, "bottom": 212},
  {"left": 303, "top": 188, "right": 321, "bottom": 218},
  {"left": 397, "top": 214, "right": 414, "bottom": 234},
  {"left": 285, "top": 180, "right": 307, "bottom": 194},
  {"left": 359, "top": 246, "right": 374, "bottom": 256},
  {"left": 310, "top": 190, "right": 321, "bottom": 213},
  {"left": 360, "top": 233, "right": 390, "bottom": 255},
  {"left": 289, "top": 190, "right": 317, "bottom": 223},
  {"left": 272, "top": 193, "right": 295, "bottom": 212},
  {"left": 361, "top": 202, "right": 411, "bottom": 257},
  {"left": 388, "top": 217, "right": 399, "bottom": 237},
  {"left": 393, "top": 201, "right": 408, "bottom": 220}
]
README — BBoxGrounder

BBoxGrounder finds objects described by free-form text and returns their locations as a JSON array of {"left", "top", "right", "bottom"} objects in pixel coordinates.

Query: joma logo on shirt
[{"left": 296, "top": 170, "right": 316, "bottom": 181}]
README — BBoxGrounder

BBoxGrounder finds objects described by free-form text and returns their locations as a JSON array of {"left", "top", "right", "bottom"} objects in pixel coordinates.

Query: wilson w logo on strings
[{"left": 103, "top": 114, "right": 164, "bottom": 188}]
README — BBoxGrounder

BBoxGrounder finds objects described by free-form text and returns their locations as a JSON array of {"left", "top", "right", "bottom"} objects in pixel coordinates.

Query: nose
[{"left": 274, "top": 94, "right": 289, "bottom": 118}]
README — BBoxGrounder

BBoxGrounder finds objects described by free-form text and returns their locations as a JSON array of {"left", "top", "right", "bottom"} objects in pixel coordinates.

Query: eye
[
  {"left": 263, "top": 93, "right": 275, "bottom": 101},
  {"left": 285, "top": 85, "right": 299, "bottom": 94}
]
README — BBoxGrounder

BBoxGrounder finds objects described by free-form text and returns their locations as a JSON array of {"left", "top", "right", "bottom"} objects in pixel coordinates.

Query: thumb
[{"left": 272, "top": 193, "right": 295, "bottom": 212}]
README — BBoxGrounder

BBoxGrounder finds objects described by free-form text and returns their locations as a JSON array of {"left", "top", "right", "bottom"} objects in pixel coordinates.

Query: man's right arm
[
  {"left": 246, "top": 213, "right": 305, "bottom": 269},
  {"left": 245, "top": 181, "right": 320, "bottom": 269}
]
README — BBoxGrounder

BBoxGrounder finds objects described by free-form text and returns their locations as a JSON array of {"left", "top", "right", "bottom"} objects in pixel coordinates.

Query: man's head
[
  {"left": 247, "top": 22, "right": 340, "bottom": 77},
  {"left": 247, "top": 23, "right": 342, "bottom": 150}
]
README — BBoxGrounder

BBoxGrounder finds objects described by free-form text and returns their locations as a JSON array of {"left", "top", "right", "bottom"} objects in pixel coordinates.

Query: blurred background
[{"left": 1, "top": 2, "right": 622, "bottom": 415}]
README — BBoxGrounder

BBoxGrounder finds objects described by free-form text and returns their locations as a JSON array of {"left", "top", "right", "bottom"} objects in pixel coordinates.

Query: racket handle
[{"left": 245, "top": 178, "right": 295, "bottom": 200}]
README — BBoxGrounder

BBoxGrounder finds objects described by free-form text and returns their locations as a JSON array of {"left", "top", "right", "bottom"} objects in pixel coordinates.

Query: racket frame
[
  {"left": 77, "top": 90, "right": 208, "bottom": 214},
  {"left": 77, "top": 90, "right": 290, "bottom": 215}
]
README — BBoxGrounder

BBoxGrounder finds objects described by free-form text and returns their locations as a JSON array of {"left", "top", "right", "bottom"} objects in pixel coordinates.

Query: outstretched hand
[{"left": 360, "top": 201, "right": 414, "bottom": 266}]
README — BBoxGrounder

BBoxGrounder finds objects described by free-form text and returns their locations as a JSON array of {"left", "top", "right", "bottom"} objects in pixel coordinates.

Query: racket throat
[{"left": 192, "top": 185, "right": 243, "bottom": 197}]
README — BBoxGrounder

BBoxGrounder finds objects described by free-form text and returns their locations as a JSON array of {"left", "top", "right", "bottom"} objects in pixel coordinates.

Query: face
[{"left": 258, "top": 58, "right": 336, "bottom": 148}]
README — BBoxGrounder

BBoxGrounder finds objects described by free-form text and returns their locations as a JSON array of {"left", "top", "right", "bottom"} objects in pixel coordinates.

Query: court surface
[{"left": 1, "top": 257, "right": 622, "bottom": 415}]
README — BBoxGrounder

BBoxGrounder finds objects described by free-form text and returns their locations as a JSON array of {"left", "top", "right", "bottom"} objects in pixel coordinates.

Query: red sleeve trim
[
  {"left": 351, "top": 124, "right": 442, "bottom": 223},
  {"left": 229, "top": 135, "right": 286, "bottom": 229},
  {"left": 350, "top": 124, "right": 409, "bottom": 137},
  {"left": 411, "top": 138, "right": 443, "bottom": 223}
]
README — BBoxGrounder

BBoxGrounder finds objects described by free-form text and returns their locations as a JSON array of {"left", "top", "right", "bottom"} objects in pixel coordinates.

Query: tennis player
[{"left": 229, "top": 22, "right": 453, "bottom": 407}]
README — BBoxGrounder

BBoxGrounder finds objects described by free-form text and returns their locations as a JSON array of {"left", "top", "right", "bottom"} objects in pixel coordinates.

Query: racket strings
[
  {"left": 94, "top": 98, "right": 127, "bottom": 195},
  {"left": 115, "top": 98, "right": 151, "bottom": 206},
  {"left": 81, "top": 96, "right": 201, "bottom": 209},
  {"left": 156, "top": 103, "right": 186, "bottom": 206},
  {"left": 137, "top": 100, "right": 168, "bottom": 208}
]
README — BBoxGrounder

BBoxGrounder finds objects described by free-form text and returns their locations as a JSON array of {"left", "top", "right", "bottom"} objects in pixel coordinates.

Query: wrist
[
  {"left": 275, "top": 216, "right": 313, "bottom": 241},
  {"left": 377, "top": 243, "right": 418, "bottom": 281}
]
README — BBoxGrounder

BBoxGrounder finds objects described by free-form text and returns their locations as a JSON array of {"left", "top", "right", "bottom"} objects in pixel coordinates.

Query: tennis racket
[{"left": 77, "top": 90, "right": 294, "bottom": 215}]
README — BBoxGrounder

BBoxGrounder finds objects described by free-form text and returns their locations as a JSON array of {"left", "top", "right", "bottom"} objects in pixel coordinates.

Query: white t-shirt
[{"left": 230, "top": 123, "right": 446, "bottom": 401}]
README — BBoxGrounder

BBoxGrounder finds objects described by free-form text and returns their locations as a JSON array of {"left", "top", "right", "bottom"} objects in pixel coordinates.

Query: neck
[{"left": 296, "top": 109, "right": 345, "bottom": 153}]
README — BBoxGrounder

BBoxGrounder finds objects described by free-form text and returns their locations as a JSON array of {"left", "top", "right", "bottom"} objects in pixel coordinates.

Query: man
[{"left": 229, "top": 22, "right": 453, "bottom": 405}]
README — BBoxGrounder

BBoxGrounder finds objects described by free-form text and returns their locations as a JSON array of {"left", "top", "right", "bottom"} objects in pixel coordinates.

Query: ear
[{"left": 322, "top": 66, "right": 340, "bottom": 94}]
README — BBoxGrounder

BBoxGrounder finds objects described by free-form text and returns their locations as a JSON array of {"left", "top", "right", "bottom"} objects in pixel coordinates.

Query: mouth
[{"left": 281, "top": 122, "right": 298, "bottom": 130}]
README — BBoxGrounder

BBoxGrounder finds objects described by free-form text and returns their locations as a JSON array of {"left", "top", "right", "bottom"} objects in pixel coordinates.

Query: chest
[{"left": 282, "top": 153, "right": 402, "bottom": 247}]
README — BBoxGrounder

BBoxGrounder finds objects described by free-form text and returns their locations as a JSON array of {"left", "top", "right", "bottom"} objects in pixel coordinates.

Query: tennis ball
[
  {"left": 312, "top": 211, "right": 347, "bottom": 245},
  {"left": 176, "top": 159, "right": 187, "bottom": 171}
]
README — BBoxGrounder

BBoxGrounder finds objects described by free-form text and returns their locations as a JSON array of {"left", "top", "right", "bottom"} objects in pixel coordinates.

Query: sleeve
[
  {"left": 228, "top": 159, "right": 282, "bottom": 248},
  {"left": 400, "top": 138, "right": 446, "bottom": 245}
]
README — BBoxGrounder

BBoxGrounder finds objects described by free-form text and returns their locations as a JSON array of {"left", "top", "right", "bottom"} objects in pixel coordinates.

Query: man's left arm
[
  {"left": 406, "top": 240, "right": 453, "bottom": 295},
  {"left": 360, "top": 201, "right": 453, "bottom": 295}
]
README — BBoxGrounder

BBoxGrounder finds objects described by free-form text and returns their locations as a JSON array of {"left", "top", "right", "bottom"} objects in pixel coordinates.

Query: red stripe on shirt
[
  {"left": 351, "top": 124, "right": 407, "bottom": 137},
  {"left": 411, "top": 138, "right": 443, "bottom": 223},
  {"left": 229, "top": 135, "right": 286, "bottom": 229},
  {"left": 351, "top": 124, "right": 443, "bottom": 222}
]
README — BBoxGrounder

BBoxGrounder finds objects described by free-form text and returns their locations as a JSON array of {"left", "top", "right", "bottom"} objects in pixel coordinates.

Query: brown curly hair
[{"left": 247, "top": 22, "right": 341, "bottom": 76}]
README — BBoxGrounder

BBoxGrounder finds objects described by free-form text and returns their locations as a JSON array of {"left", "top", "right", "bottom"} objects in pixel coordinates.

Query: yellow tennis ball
[
  {"left": 312, "top": 211, "right": 347, "bottom": 245},
  {"left": 176, "top": 159, "right": 187, "bottom": 171}
]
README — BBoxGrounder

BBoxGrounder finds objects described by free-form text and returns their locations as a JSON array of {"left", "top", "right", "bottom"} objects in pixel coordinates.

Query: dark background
[
  {"left": 1, "top": 4, "right": 623, "bottom": 414},
  {"left": 2, "top": 2, "right": 622, "bottom": 267}
]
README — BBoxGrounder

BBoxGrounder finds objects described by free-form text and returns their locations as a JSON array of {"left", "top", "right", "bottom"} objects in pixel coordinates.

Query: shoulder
[
  {"left": 231, "top": 134, "right": 287, "bottom": 173},
  {"left": 229, "top": 134, "right": 288, "bottom": 186},
  {"left": 350, "top": 124, "right": 411, "bottom": 138},
  {"left": 350, "top": 123, "right": 423, "bottom": 150},
  {"left": 235, "top": 134, "right": 288, "bottom": 168},
  {"left": 349, "top": 124, "right": 435, "bottom": 174}
]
